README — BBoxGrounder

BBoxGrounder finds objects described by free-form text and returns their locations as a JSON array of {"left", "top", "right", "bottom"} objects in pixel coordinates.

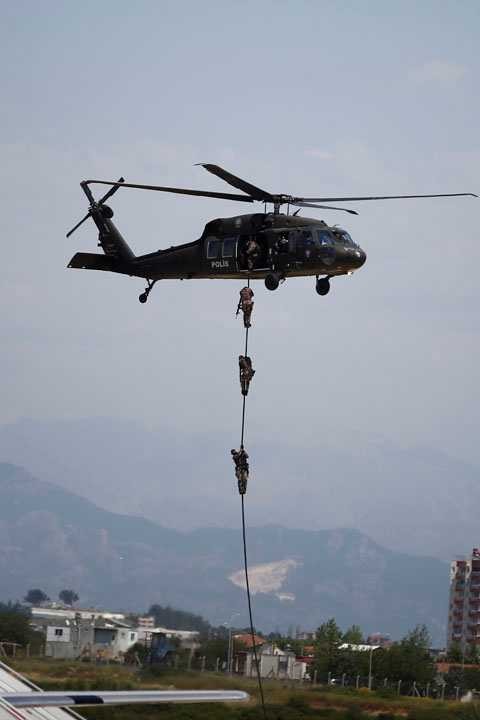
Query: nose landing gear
[
  {"left": 139, "top": 279, "right": 157, "bottom": 304},
  {"left": 316, "top": 276, "right": 330, "bottom": 296}
]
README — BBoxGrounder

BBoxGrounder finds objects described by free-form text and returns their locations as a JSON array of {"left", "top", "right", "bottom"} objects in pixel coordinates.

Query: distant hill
[{"left": 0, "top": 462, "right": 448, "bottom": 644}]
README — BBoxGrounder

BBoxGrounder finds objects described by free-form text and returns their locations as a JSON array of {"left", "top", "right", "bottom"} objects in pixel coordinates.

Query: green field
[{"left": 6, "top": 659, "right": 480, "bottom": 720}]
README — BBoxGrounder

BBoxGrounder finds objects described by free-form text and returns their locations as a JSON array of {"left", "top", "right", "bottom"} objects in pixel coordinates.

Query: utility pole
[
  {"left": 368, "top": 646, "right": 374, "bottom": 690},
  {"left": 224, "top": 612, "right": 240, "bottom": 674},
  {"left": 228, "top": 627, "right": 235, "bottom": 674},
  {"left": 227, "top": 630, "right": 232, "bottom": 673}
]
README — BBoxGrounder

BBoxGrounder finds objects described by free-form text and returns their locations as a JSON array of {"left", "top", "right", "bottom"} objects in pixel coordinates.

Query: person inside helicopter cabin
[
  {"left": 245, "top": 236, "right": 261, "bottom": 270},
  {"left": 239, "top": 355, "right": 255, "bottom": 396},
  {"left": 302, "top": 230, "right": 315, "bottom": 260},
  {"left": 277, "top": 232, "right": 289, "bottom": 253},
  {"left": 236, "top": 285, "right": 254, "bottom": 328}
]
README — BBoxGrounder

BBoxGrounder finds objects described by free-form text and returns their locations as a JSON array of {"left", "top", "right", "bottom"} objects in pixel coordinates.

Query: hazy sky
[{"left": 1, "top": 1, "right": 479, "bottom": 538}]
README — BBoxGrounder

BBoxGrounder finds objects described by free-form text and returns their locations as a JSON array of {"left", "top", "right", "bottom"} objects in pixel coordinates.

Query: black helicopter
[{"left": 67, "top": 164, "right": 476, "bottom": 302}]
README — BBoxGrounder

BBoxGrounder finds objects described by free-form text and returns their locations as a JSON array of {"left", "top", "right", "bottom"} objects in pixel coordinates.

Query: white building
[
  {"left": 39, "top": 617, "right": 137, "bottom": 661},
  {"left": 244, "top": 644, "right": 307, "bottom": 680}
]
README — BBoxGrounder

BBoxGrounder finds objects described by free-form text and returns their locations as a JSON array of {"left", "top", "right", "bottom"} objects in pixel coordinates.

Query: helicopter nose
[{"left": 357, "top": 248, "right": 367, "bottom": 267}]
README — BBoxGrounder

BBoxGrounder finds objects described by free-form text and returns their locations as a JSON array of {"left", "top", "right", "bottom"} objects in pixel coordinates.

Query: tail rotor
[{"left": 66, "top": 177, "right": 125, "bottom": 238}]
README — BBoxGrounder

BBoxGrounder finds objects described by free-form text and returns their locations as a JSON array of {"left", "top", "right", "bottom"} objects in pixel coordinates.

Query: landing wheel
[
  {"left": 316, "top": 277, "right": 330, "bottom": 296},
  {"left": 265, "top": 273, "right": 280, "bottom": 291},
  {"left": 139, "top": 279, "right": 157, "bottom": 304}
]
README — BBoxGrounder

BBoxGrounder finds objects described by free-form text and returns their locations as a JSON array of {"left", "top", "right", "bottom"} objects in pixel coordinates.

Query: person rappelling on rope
[
  {"left": 239, "top": 355, "right": 255, "bottom": 396},
  {"left": 231, "top": 446, "right": 249, "bottom": 495},
  {"left": 236, "top": 286, "right": 254, "bottom": 328}
]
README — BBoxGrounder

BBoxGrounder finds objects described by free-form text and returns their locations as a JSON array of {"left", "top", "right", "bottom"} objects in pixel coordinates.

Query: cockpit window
[
  {"left": 222, "top": 237, "right": 236, "bottom": 258},
  {"left": 341, "top": 231, "right": 357, "bottom": 247},
  {"left": 206, "top": 238, "right": 222, "bottom": 259}
]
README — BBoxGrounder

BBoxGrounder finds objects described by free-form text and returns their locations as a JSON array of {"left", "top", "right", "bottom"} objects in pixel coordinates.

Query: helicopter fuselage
[{"left": 68, "top": 211, "right": 366, "bottom": 288}]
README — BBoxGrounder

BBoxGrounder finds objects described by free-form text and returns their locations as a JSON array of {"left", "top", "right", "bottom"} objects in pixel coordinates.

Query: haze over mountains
[
  {"left": 0, "top": 462, "right": 448, "bottom": 644},
  {"left": 0, "top": 417, "right": 477, "bottom": 561}
]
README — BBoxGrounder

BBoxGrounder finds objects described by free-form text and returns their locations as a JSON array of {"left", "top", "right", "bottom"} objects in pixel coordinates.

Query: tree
[
  {"left": 196, "top": 638, "right": 229, "bottom": 669},
  {"left": 0, "top": 606, "right": 30, "bottom": 645},
  {"left": 342, "top": 625, "right": 364, "bottom": 645},
  {"left": 380, "top": 625, "right": 435, "bottom": 684},
  {"left": 59, "top": 590, "right": 79, "bottom": 606},
  {"left": 465, "top": 643, "right": 480, "bottom": 665},
  {"left": 447, "top": 641, "right": 463, "bottom": 663},
  {"left": 148, "top": 604, "right": 210, "bottom": 635},
  {"left": 314, "top": 618, "right": 343, "bottom": 676},
  {"left": 0, "top": 604, "right": 43, "bottom": 652},
  {"left": 24, "top": 589, "right": 49, "bottom": 605},
  {"left": 404, "top": 624, "right": 430, "bottom": 650}
]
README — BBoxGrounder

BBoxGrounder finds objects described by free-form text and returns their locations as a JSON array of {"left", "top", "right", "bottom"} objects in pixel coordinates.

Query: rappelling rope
[
  {"left": 240, "top": 330, "right": 248, "bottom": 448},
  {"left": 237, "top": 277, "right": 267, "bottom": 720},
  {"left": 241, "top": 495, "right": 267, "bottom": 719}
]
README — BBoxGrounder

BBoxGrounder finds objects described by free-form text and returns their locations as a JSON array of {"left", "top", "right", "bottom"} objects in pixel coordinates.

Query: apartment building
[{"left": 447, "top": 548, "right": 480, "bottom": 650}]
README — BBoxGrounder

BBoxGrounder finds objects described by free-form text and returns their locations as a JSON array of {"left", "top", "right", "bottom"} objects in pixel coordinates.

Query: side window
[
  {"left": 296, "top": 229, "right": 314, "bottom": 259},
  {"left": 55, "top": 628, "right": 63, "bottom": 637},
  {"left": 317, "top": 230, "right": 336, "bottom": 266},
  {"left": 222, "top": 237, "right": 236, "bottom": 258},
  {"left": 317, "top": 230, "right": 333, "bottom": 247},
  {"left": 206, "top": 238, "right": 222, "bottom": 259}
]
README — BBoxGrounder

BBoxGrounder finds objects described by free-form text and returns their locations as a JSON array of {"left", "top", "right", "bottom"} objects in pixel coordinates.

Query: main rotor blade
[
  {"left": 84, "top": 180, "right": 255, "bottom": 203},
  {"left": 97, "top": 176, "right": 125, "bottom": 205},
  {"left": 293, "top": 201, "right": 358, "bottom": 215},
  {"left": 197, "top": 164, "right": 273, "bottom": 202},
  {"left": 295, "top": 192, "right": 478, "bottom": 203}
]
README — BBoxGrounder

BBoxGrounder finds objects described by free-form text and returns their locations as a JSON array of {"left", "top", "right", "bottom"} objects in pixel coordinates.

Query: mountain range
[
  {"left": 0, "top": 417, "right": 477, "bottom": 562},
  {"left": 0, "top": 462, "right": 449, "bottom": 644}
]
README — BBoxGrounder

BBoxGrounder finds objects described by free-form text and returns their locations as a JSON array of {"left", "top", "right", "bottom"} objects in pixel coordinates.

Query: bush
[
  {"left": 341, "top": 705, "right": 365, "bottom": 720},
  {"left": 286, "top": 695, "right": 309, "bottom": 712}
]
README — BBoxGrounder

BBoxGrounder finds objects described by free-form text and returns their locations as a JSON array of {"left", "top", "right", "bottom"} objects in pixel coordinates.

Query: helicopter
[{"left": 66, "top": 164, "right": 477, "bottom": 303}]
